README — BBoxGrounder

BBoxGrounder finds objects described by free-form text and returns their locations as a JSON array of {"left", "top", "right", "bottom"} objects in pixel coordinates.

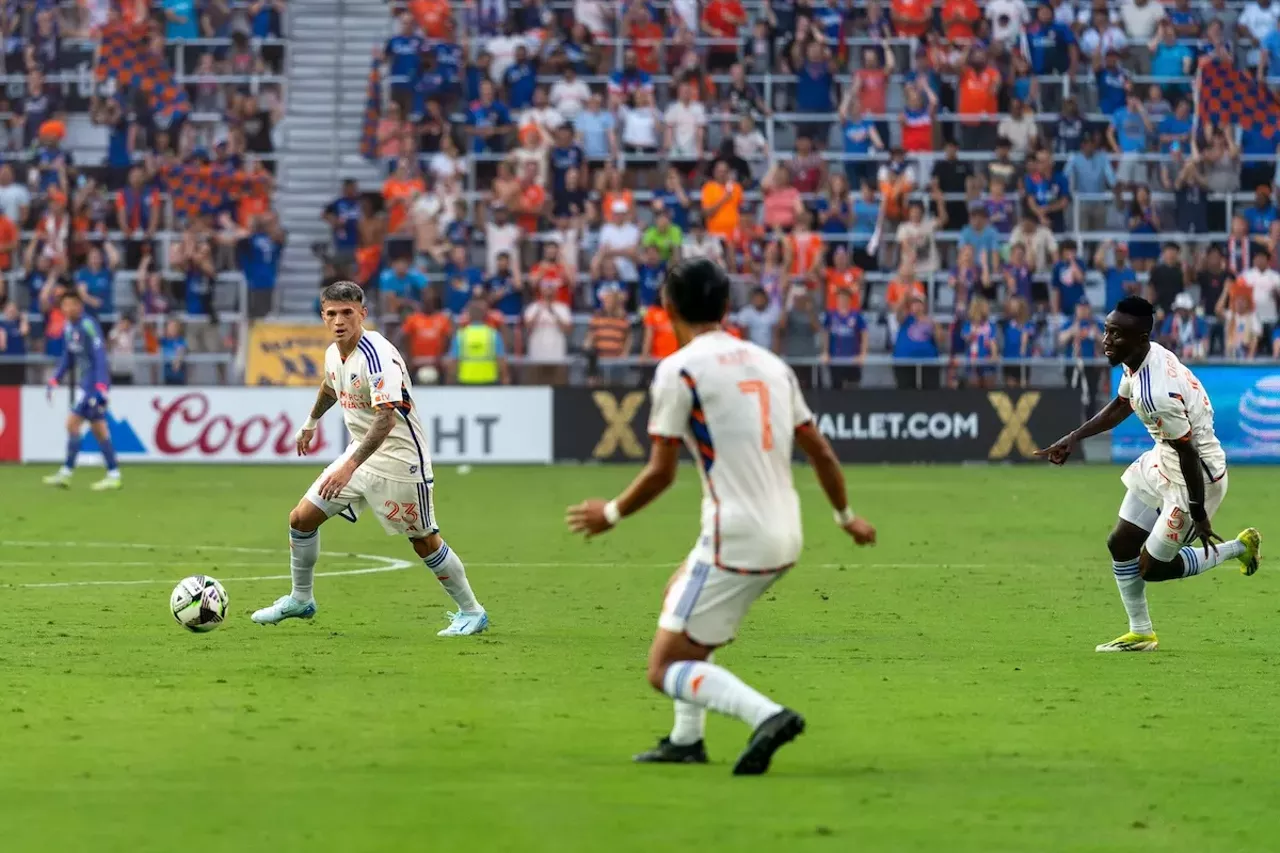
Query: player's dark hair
[
  {"left": 1115, "top": 296, "right": 1156, "bottom": 331},
  {"left": 664, "top": 258, "right": 730, "bottom": 324},
  {"left": 320, "top": 280, "right": 365, "bottom": 305}
]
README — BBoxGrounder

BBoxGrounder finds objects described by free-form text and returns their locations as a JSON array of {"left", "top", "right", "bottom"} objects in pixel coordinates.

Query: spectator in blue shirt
[
  {"left": 636, "top": 244, "right": 666, "bottom": 308},
  {"left": 410, "top": 52, "right": 447, "bottom": 122},
  {"left": 440, "top": 245, "right": 484, "bottom": 316},
  {"left": 958, "top": 206, "right": 1001, "bottom": 272},
  {"left": 378, "top": 255, "right": 429, "bottom": 315},
  {"left": 1108, "top": 94, "right": 1153, "bottom": 188},
  {"left": 159, "top": 318, "right": 188, "bottom": 386},
  {"left": 893, "top": 295, "right": 941, "bottom": 390},
  {"left": 0, "top": 302, "right": 28, "bottom": 385},
  {"left": 1025, "top": 4, "right": 1077, "bottom": 78},
  {"left": 548, "top": 126, "right": 587, "bottom": 198},
  {"left": 1262, "top": 25, "right": 1280, "bottom": 81},
  {"left": 1149, "top": 20, "right": 1193, "bottom": 94},
  {"left": 323, "top": 179, "right": 362, "bottom": 263},
  {"left": 795, "top": 41, "right": 837, "bottom": 143},
  {"left": 163, "top": 0, "right": 199, "bottom": 42},
  {"left": 822, "top": 290, "right": 868, "bottom": 388},
  {"left": 463, "top": 53, "right": 493, "bottom": 102},
  {"left": 1057, "top": 301, "right": 1105, "bottom": 410},
  {"left": 75, "top": 242, "right": 120, "bottom": 320},
  {"left": 1023, "top": 148, "right": 1072, "bottom": 233},
  {"left": 574, "top": 92, "right": 617, "bottom": 160},
  {"left": 1000, "top": 295, "right": 1032, "bottom": 386},
  {"left": 485, "top": 251, "right": 525, "bottom": 321},
  {"left": 1050, "top": 243, "right": 1088, "bottom": 317},
  {"left": 239, "top": 213, "right": 286, "bottom": 320},
  {"left": 465, "top": 80, "right": 514, "bottom": 155},
  {"left": 383, "top": 14, "right": 425, "bottom": 103},
  {"left": 1094, "top": 50, "right": 1130, "bottom": 116},
  {"left": 1244, "top": 184, "right": 1278, "bottom": 235},
  {"left": 1095, "top": 240, "right": 1141, "bottom": 309},
  {"left": 1157, "top": 99, "right": 1194, "bottom": 152},
  {"left": 503, "top": 45, "right": 538, "bottom": 110}
]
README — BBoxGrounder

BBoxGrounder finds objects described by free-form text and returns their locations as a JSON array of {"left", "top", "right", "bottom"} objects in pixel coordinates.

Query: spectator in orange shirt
[
  {"left": 784, "top": 209, "right": 824, "bottom": 284},
  {"left": 702, "top": 0, "right": 747, "bottom": 71},
  {"left": 409, "top": 0, "right": 453, "bottom": 39},
  {"left": 941, "top": 0, "right": 981, "bottom": 43},
  {"left": 0, "top": 211, "right": 16, "bottom": 272},
  {"left": 528, "top": 242, "right": 573, "bottom": 306},
  {"left": 382, "top": 157, "right": 425, "bottom": 239},
  {"left": 824, "top": 245, "right": 864, "bottom": 310},
  {"left": 700, "top": 160, "right": 743, "bottom": 239},
  {"left": 891, "top": 0, "right": 932, "bottom": 37},
  {"left": 513, "top": 161, "right": 547, "bottom": 235},
  {"left": 641, "top": 303, "right": 679, "bottom": 362},
  {"left": 885, "top": 254, "right": 926, "bottom": 314},
  {"left": 627, "top": 5, "right": 664, "bottom": 74},
  {"left": 400, "top": 289, "right": 453, "bottom": 376},
  {"left": 956, "top": 47, "right": 1001, "bottom": 151}
]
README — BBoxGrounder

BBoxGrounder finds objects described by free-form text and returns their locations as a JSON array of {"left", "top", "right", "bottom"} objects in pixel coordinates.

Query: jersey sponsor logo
[{"left": 591, "top": 390, "right": 646, "bottom": 460}]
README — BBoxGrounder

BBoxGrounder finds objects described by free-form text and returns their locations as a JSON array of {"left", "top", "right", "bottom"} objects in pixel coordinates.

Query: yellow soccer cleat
[
  {"left": 1237, "top": 528, "right": 1262, "bottom": 576},
  {"left": 1096, "top": 632, "right": 1159, "bottom": 653}
]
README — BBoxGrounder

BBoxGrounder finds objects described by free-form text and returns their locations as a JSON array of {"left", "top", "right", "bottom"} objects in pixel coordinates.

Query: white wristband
[
  {"left": 301, "top": 416, "right": 319, "bottom": 431},
  {"left": 603, "top": 500, "right": 622, "bottom": 527},
  {"left": 834, "top": 506, "right": 855, "bottom": 527}
]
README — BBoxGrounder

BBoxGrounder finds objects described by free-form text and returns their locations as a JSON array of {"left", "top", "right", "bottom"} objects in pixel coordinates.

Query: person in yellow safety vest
[{"left": 448, "top": 300, "right": 510, "bottom": 385}]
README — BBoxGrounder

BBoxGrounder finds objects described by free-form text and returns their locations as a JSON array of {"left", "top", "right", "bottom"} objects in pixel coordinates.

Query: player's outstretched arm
[
  {"left": 566, "top": 438, "right": 680, "bottom": 538},
  {"left": 1034, "top": 395, "right": 1133, "bottom": 465},
  {"left": 794, "top": 422, "right": 876, "bottom": 545},
  {"left": 296, "top": 384, "right": 337, "bottom": 456}
]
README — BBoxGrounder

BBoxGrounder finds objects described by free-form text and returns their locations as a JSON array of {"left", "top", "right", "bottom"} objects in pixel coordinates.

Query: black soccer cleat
[
  {"left": 633, "top": 737, "right": 709, "bottom": 764},
  {"left": 732, "top": 709, "right": 805, "bottom": 776}
]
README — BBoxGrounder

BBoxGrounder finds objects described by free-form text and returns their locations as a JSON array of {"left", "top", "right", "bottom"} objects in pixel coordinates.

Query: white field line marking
[{"left": 2, "top": 541, "right": 414, "bottom": 589}]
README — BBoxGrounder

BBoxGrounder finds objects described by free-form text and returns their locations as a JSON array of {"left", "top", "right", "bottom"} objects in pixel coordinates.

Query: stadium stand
[{"left": 1, "top": 0, "right": 287, "bottom": 383}]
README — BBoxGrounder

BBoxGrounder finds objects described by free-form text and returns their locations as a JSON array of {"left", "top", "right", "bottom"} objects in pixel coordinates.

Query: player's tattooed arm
[
  {"left": 347, "top": 407, "right": 397, "bottom": 469},
  {"left": 311, "top": 384, "right": 338, "bottom": 420}
]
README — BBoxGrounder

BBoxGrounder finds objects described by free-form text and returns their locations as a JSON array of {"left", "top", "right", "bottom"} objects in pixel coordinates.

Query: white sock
[
  {"left": 105, "top": 469, "right": 121, "bottom": 479},
  {"left": 424, "top": 541, "right": 481, "bottom": 612},
  {"left": 1179, "top": 540, "right": 1246, "bottom": 577},
  {"left": 669, "top": 653, "right": 711, "bottom": 745},
  {"left": 662, "top": 660, "right": 783, "bottom": 730},
  {"left": 289, "top": 527, "right": 319, "bottom": 603},
  {"left": 1112, "top": 558, "right": 1152, "bottom": 635}
]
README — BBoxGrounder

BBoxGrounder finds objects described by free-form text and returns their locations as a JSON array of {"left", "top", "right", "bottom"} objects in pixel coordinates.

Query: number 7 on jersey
[{"left": 738, "top": 380, "right": 774, "bottom": 451}]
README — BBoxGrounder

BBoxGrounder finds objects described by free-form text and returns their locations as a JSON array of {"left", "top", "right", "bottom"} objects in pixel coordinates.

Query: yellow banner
[{"left": 246, "top": 323, "right": 332, "bottom": 386}]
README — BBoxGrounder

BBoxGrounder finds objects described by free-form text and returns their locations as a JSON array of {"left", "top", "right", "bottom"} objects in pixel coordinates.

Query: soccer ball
[
  {"left": 171, "top": 575, "right": 229, "bottom": 633},
  {"left": 416, "top": 365, "right": 439, "bottom": 385}
]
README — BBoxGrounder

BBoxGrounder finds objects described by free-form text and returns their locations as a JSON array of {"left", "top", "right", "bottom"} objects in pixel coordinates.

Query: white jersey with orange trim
[
  {"left": 1116, "top": 341, "right": 1226, "bottom": 486},
  {"left": 323, "top": 329, "right": 432, "bottom": 484},
  {"left": 647, "top": 330, "right": 814, "bottom": 571}
]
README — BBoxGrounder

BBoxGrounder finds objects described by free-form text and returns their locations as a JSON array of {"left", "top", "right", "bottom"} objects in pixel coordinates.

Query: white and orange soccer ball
[{"left": 170, "top": 575, "right": 229, "bottom": 633}]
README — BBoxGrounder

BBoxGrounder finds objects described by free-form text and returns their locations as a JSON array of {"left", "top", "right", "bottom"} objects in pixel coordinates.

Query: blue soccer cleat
[
  {"left": 251, "top": 595, "right": 317, "bottom": 625},
  {"left": 437, "top": 610, "right": 488, "bottom": 637}
]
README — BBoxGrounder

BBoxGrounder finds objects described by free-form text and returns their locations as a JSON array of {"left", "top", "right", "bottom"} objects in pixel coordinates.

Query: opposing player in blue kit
[{"left": 43, "top": 290, "right": 123, "bottom": 491}]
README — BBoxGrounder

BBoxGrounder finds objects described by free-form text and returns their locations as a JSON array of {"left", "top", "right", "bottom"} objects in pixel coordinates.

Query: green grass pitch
[{"left": 2, "top": 462, "right": 1279, "bottom": 853}]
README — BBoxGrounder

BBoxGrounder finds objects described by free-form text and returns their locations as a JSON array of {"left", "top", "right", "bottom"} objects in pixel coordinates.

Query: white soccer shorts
[
  {"left": 1118, "top": 449, "right": 1229, "bottom": 562},
  {"left": 304, "top": 457, "right": 438, "bottom": 539},
  {"left": 658, "top": 546, "right": 787, "bottom": 646}
]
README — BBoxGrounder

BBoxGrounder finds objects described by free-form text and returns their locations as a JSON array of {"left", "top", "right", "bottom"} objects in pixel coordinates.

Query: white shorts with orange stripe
[
  {"left": 658, "top": 546, "right": 788, "bottom": 646},
  {"left": 304, "top": 457, "right": 438, "bottom": 539},
  {"left": 1119, "top": 449, "right": 1229, "bottom": 562}
]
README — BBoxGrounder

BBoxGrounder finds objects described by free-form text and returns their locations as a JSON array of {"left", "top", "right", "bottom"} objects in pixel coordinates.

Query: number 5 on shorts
[{"left": 737, "top": 380, "right": 774, "bottom": 451}]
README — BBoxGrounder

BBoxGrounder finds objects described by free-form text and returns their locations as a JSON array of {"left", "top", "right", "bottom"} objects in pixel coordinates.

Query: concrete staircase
[{"left": 276, "top": 0, "right": 390, "bottom": 315}]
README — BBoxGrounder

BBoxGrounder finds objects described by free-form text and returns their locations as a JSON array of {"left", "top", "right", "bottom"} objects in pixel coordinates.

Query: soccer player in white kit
[
  {"left": 251, "top": 282, "right": 489, "bottom": 636},
  {"left": 1037, "top": 297, "right": 1261, "bottom": 652},
  {"left": 566, "top": 259, "right": 878, "bottom": 775}
]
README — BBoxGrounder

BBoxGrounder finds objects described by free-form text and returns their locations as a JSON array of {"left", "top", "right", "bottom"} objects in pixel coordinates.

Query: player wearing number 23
[{"left": 250, "top": 281, "right": 489, "bottom": 637}]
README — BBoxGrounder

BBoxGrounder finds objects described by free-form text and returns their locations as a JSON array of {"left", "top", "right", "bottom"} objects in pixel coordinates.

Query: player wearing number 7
[
  {"left": 566, "top": 258, "right": 877, "bottom": 776},
  {"left": 251, "top": 281, "right": 488, "bottom": 636}
]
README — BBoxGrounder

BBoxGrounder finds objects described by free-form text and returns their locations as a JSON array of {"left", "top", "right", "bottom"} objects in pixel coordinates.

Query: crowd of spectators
[
  {"left": 318, "top": 0, "right": 1280, "bottom": 393},
  {"left": 0, "top": 0, "right": 286, "bottom": 384}
]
